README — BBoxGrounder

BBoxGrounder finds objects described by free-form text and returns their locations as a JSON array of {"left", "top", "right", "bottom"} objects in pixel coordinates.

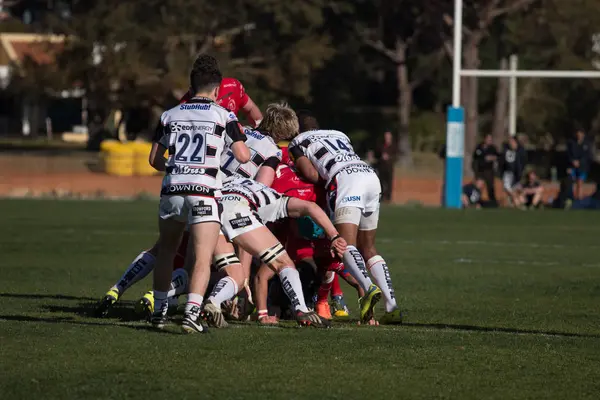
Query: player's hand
[{"left": 329, "top": 234, "right": 347, "bottom": 258}]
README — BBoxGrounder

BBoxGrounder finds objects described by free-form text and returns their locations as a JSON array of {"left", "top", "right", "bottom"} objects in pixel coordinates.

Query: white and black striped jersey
[
  {"left": 288, "top": 130, "right": 366, "bottom": 184},
  {"left": 220, "top": 127, "right": 282, "bottom": 182},
  {"left": 153, "top": 97, "right": 246, "bottom": 196},
  {"left": 221, "top": 177, "right": 289, "bottom": 223}
]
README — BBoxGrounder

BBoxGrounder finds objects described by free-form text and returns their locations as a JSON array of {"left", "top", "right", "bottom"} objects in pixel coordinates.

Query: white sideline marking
[
  {"left": 453, "top": 258, "right": 600, "bottom": 268},
  {"left": 379, "top": 238, "right": 600, "bottom": 250}
]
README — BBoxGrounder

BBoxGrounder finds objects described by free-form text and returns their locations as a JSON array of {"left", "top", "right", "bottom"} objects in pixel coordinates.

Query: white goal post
[{"left": 445, "top": 0, "right": 600, "bottom": 209}]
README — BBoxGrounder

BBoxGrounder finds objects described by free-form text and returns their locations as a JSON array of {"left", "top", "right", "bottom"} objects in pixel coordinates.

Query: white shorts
[
  {"left": 327, "top": 165, "right": 381, "bottom": 230},
  {"left": 219, "top": 192, "right": 290, "bottom": 240},
  {"left": 159, "top": 195, "right": 221, "bottom": 225}
]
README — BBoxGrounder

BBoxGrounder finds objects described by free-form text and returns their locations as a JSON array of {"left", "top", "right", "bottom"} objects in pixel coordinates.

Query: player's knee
[
  {"left": 213, "top": 252, "right": 242, "bottom": 278},
  {"left": 259, "top": 243, "right": 293, "bottom": 272}
]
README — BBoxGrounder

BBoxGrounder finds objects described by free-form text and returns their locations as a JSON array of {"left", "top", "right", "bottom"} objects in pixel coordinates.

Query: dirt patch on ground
[{"left": 0, "top": 153, "right": 594, "bottom": 205}]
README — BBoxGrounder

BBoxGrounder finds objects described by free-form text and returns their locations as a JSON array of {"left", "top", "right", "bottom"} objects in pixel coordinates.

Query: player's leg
[
  {"left": 235, "top": 226, "right": 329, "bottom": 328},
  {"left": 177, "top": 197, "right": 222, "bottom": 334},
  {"left": 330, "top": 273, "right": 351, "bottom": 317},
  {"left": 357, "top": 225, "right": 402, "bottom": 325},
  {"left": 253, "top": 263, "right": 279, "bottom": 324},
  {"left": 136, "top": 232, "right": 191, "bottom": 317},
  {"left": 180, "top": 219, "right": 221, "bottom": 333},
  {"left": 359, "top": 174, "right": 402, "bottom": 324},
  {"left": 151, "top": 196, "right": 187, "bottom": 328},
  {"left": 95, "top": 242, "right": 159, "bottom": 317},
  {"left": 201, "top": 236, "right": 243, "bottom": 328},
  {"left": 315, "top": 269, "right": 335, "bottom": 319},
  {"left": 328, "top": 172, "right": 382, "bottom": 322}
]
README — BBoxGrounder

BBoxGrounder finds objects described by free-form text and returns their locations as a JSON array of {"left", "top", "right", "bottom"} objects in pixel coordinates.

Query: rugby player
[
  {"left": 201, "top": 176, "right": 346, "bottom": 330},
  {"left": 148, "top": 55, "right": 250, "bottom": 331},
  {"left": 286, "top": 110, "right": 402, "bottom": 324},
  {"left": 95, "top": 72, "right": 263, "bottom": 317}
]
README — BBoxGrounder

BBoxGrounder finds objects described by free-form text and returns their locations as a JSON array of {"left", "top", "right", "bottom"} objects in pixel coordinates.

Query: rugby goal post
[{"left": 445, "top": 0, "right": 600, "bottom": 209}]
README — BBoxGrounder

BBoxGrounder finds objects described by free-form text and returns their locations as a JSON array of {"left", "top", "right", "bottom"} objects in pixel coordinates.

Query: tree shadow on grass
[
  {"left": 0, "top": 292, "right": 97, "bottom": 302},
  {"left": 41, "top": 302, "right": 142, "bottom": 322},
  {"left": 0, "top": 314, "right": 182, "bottom": 335},
  {"left": 403, "top": 322, "right": 600, "bottom": 339}
]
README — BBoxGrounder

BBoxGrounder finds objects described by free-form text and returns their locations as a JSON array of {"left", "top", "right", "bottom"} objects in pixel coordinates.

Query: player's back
[
  {"left": 271, "top": 164, "right": 318, "bottom": 202},
  {"left": 289, "top": 130, "right": 366, "bottom": 184},
  {"left": 157, "top": 97, "right": 240, "bottom": 193},
  {"left": 220, "top": 127, "right": 281, "bottom": 181}
]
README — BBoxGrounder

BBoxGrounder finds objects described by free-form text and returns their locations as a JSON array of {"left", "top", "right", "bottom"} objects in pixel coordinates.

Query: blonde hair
[{"left": 258, "top": 102, "right": 299, "bottom": 143}]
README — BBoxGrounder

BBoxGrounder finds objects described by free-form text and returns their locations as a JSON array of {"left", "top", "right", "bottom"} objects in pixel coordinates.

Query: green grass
[{"left": 1, "top": 200, "right": 600, "bottom": 399}]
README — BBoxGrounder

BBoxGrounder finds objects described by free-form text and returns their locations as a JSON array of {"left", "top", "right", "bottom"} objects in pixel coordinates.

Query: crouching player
[
  {"left": 255, "top": 159, "right": 360, "bottom": 322},
  {"left": 200, "top": 177, "right": 347, "bottom": 329},
  {"left": 287, "top": 110, "right": 402, "bottom": 324}
]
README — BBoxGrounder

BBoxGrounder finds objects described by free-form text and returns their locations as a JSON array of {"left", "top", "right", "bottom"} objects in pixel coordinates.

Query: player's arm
[
  {"left": 289, "top": 144, "right": 319, "bottom": 183},
  {"left": 225, "top": 114, "right": 251, "bottom": 163},
  {"left": 285, "top": 197, "right": 347, "bottom": 257},
  {"left": 241, "top": 97, "right": 263, "bottom": 128},
  {"left": 255, "top": 162, "right": 278, "bottom": 187},
  {"left": 149, "top": 142, "right": 167, "bottom": 172},
  {"left": 237, "top": 80, "right": 263, "bottom": 128},
  {"left": 149, "top": 116, "right": 168, "bottom": 171},
  {"left": 254, "top": 149, "right": 282, "bottom": 187}
]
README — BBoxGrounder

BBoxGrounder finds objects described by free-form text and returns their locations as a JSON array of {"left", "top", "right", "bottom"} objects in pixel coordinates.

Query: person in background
[
  {"left": 500, "top": 135, "right": 527, "bottom": 208},
  {"left": 567, "top": 128, "right": 593, "bottom": 200},
  {"left": 520, "top": 170, "right": 544, "bottom": 209},
  {"left": 462, "top": 178, "right": 485, "bottom": 209},
  {"left": 472, "top": 134, "right": 499, "bottom": 207},
  {"left": 375, "top": 131, "right": 397, "bottom": 203},
  {"left": 572, "top": 182, "right": 600, "bottom": 210}
]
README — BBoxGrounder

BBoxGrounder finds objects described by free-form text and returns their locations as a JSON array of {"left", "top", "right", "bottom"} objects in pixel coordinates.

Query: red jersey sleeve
[
  {"left": 238, "top": 80, "right": 249, "bottom": 108},
  {"left": 179, "top": 90, "right": 192, "bottom": 104}
]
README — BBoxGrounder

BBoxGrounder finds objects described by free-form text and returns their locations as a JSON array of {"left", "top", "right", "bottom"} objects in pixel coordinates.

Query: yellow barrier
[
  {"left": 130, "top": 142, "right": 156, "bottom": 176},
  {"left": 101, "top": 141, "right": 134, "bottom": 176},
  {"left": 100, "top": 140, "right": 159, "bottom": 176}
]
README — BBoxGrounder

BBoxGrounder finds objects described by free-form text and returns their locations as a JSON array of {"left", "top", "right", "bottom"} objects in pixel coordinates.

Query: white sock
[
  {"left": 208, "top": 276, "right": 239, "bottom": 309},
  {"left": 185, "top": 293, "right": 204, "bottom": 316},
  {"left": 367, "top": 256, "right": 397, "bottom": 312},
  {"left": 278, "top": 267, "right": 309, "bottom": 313},
  {"left": 115, "top": 251, "right": 155, "bottom": 293},
  {"left": 154, "top": 290, "right": 168, "bottom": 314},
  {"left": 167, "top": 269, "right": 188, "bottom": 298},
  {"left": 342, "top": 246, "right": 373, "bottom": 292}
]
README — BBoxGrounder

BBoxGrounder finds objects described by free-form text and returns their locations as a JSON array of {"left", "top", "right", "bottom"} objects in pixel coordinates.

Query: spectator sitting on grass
[
  {"left": 462, "top": 178, "right": 485, "bottom": 209},
  {"left": 520, "top": 170, "right": 544, "bottom": 209}
]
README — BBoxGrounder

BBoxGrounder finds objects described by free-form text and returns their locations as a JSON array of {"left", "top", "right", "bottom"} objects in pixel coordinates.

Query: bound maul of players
[{"left": 95, "top": 55, "right": 402, "bottom": 333}]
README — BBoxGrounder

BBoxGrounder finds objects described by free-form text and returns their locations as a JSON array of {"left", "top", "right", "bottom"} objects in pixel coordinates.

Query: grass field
[{"left": 1, "top": 200, "right": 600, "bottom": 399}]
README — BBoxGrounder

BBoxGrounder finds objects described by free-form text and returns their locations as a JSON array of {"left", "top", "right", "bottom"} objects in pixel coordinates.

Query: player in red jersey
[
  {"left": 180, "top": 77, "right": 262, "bottom": 127},
  {"left": 254, "top": 150, "right": 360, "bottom": 322}
]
